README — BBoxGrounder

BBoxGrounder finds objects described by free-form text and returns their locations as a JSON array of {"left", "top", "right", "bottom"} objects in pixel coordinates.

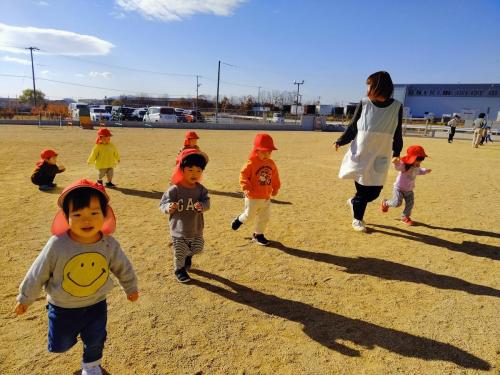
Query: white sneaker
[
  {"left": 352, "top": 219, "right": 367, "bottom": 232},
  {"left": 82, "top": 360, "right": 103, "bottom": 375}
]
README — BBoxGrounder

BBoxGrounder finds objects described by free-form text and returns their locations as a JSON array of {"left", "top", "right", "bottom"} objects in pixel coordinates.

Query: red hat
[
  {"left": 40, "top": 149, "right": 58, "bottom": 160},
  {"left": 185, "top": 131, "right": 199, "bottom": 140},
  {"left": 97, "top": 128, "right": 112, "bottom": 137},
  {"left": 401, "top": 145, "right": 428, "bottom": 164},
  {"left": 171, "top": 149, "right": 209, "bottom": 184},
  {"left": 51, "top": 179, "right": 116, "bottom": 236},
  {"left": 254, "top": 133, "right": 277, "bottom": 151}
]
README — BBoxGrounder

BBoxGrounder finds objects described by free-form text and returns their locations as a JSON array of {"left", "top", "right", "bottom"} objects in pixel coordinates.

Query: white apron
[{"left": 339, "top": 98, "right": 401, "bottom": 186}]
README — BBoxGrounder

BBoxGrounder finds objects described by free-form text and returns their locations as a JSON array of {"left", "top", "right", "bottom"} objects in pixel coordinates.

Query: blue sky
[{"left": 1, "top": 0, "right": 499, "bottom": 104}]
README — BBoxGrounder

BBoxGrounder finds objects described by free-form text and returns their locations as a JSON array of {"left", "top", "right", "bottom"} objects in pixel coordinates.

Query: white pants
[
  {"left": 238, "top": 198, "right": 271, "bottom": 234},
  {"left": 472, "top": 129, "right": 482, "bottom": 147}
]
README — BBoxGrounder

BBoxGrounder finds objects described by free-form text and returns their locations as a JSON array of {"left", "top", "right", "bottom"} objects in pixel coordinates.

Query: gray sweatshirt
[
  {"left": 159, "top": 183, "right": 210, "bottom": 238},
  {"left": 17, "top": 233, "right": 138, "bottom": 308}
]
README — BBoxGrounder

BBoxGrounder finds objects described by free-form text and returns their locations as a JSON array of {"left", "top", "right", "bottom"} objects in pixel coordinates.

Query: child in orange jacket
[{"left": 231, "top": 133, "right": 280, "bottom": 246}]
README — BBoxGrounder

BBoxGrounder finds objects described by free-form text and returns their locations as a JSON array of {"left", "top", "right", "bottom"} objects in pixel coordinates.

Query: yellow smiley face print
[{"left": 62, "top": 252, "right": 109, "bottom": 297}]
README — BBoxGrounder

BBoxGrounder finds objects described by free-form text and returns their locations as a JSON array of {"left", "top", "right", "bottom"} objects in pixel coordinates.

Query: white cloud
[
  {"left": 89, "top": 71, "right": 113, "bottom": 79},
  {"left": 110, "top": 11, "right": 127, "bottom": 19},
  {"left": 2, "top": 55, "right": 31, "bottom": 65},
  {"left": 0, "top": 23, "right": 114, "bottom": 56},
  {"left": 116, "top": 0, "right": 245, "bottom": 22}
]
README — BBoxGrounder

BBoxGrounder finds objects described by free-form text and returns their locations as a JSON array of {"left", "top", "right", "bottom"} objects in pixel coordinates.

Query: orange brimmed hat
[
  {"left": 96, "top": 128, "right": 112, "bottom": 144},
  {"left": 51, "top": 179, "right": 116, "bottom": 236},
  {"left": 171, "top": 149, "right": 208, "bottom": 184},
  {"left": 249, "top": 133, "right": 277, "bottom": 159},
  {"left": 40, "top": 149, "right": 58, "bottom": 160},
  {"left": 183, "top": 131, "right": 199, "bottom": 147},
  {"left": 400, "top": 145, "right": 428, "bottom": 164}
]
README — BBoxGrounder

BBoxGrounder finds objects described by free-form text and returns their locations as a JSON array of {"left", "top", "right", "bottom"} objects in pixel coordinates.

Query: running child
[
  {"left": 15, "top": 179, "right": 139, "bottom": 375},
  {"left": 160, "top": 149, "right": 210, "bottom": 283},
  {"left": 381, "top": 145, "right": 431, "bottom": 225},
  {"left": 87, "top": 128, "right": 120, "bottom": 187},
  {"left": 231, "top": 133, "right": 281, "bottom": 246}
]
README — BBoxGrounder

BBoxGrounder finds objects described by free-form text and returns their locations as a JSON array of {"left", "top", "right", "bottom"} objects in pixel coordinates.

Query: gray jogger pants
[{"left": 386, "top": 187, "right": 414, "bottom": 217}]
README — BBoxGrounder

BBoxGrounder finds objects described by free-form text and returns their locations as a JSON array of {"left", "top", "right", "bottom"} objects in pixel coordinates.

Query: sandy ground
[{"left": 0, "top": 125, "right": 499, "bottom": 375}]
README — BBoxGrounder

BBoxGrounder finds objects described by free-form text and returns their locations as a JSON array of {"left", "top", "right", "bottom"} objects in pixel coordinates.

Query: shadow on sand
[
  {"left": 190, "top": 269, "right": 490, "bottom": 370},
  {"left": 370, "top": 224, "right": 500, "bottom": 261},
  {"left": 415, "top": 223, "right": 500, "bottom": 239},
  {"left": 208, "top": 190, "right": 292, "bottom": 205},
  {"left": 113, "top": 187, "right": 163, "bottom": 200}
]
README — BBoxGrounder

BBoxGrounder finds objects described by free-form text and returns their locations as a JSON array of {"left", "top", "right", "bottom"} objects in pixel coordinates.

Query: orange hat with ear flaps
[
  {"left": 400, "top": 145, "right": 428, "bottom": 165},
  {"left": 51, "top": 179, "right": 116, "bottom": 236}
]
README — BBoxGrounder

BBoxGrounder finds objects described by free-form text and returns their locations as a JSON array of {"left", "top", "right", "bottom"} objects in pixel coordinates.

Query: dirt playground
[{"left": 0, "top": 125, "right": 498, "bottom": 375}]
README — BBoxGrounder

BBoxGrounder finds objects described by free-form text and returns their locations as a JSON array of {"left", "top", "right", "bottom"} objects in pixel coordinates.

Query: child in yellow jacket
[
  {"left": 87, "top": 128, "right": 120, "bottom": 187},
  {"left": 231, "top": 133, "right": 280, "bottom": 246}
]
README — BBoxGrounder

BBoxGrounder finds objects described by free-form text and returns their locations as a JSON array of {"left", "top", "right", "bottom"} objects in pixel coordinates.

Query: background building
[{"left": 394, "top": 84, "right": 500, "bottom": 120}]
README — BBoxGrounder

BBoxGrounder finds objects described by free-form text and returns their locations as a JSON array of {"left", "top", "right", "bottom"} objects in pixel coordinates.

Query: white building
[{"left": 393, "top": 83, "right": 500, "bottom": 119}]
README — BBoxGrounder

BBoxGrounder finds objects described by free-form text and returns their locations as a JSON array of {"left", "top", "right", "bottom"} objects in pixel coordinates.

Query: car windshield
[
  {"left": 93, "top": 108, "right": 105, "bottom": 113},
  {"left": 160, "top": 107, "right": 174, "bottom": 115}
]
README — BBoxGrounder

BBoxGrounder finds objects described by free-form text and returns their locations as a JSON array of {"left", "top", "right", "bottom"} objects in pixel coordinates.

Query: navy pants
[
  {"left": 47, "top": 300, "right": 107, "bottom": 363},
  {"left": 352, "top": 181, "right": 383, "bottom": 220}
]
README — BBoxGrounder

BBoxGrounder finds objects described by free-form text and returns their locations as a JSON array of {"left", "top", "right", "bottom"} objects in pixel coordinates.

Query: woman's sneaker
[
  {"left": 252, "top": 233, "right": 270, "bottom": 246},
  {"left": 82, "top": 360, "right": 103, "bottom": 375},
  {"left": 352, "top": 219, "right": 367, "bottom": 232},
  {"left": 174, "top": 267, "right": 191, "bottom": 283},
  {"left": 401, "top": 216, "right": 414, "bottom": 226}
]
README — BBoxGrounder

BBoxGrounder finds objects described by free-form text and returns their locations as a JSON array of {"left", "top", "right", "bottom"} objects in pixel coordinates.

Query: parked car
[
  {"left": 143, "top": 106, "right": 177, "bottom": 124},
  {"left": 183, "top": 110, "right": 205, "bottom": 123},
  {"left": 112, "top": 106, "right": 136, "bottom": 121},
  {"left": 90, "top": 108, "right": 112, "bottom": 122},
  {"left": 131, "top": 108, "right": 147, "bottom": 121},
  {"left": 174, "top": 108, "right": 187, "bottom": 123},
  {"left": 271, "top": 113, "right": 284, "bottom": 123}
]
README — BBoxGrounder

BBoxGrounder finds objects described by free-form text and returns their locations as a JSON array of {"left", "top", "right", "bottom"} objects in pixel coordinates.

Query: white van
[{"left": 143, "top": 106, "right": 177, "bottom": 124}]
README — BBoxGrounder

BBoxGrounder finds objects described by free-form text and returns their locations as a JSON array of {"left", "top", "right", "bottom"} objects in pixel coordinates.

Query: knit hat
[
  {"left": 51, "top": 179, "right": 116, "bottom": 236},
  {"left": 183, "top": 131, "right": 199, "bottom": 147},
  {"left": 171, "top": 149, "right": 209, "bottom": 185},
  {"left": 249, "top": 133, "right": 277, "bottom": 159},
  {"left": 96, "top": 128, "right": 112, "bottom": 144},
  {"left": 400, "top": 145, "right": 428, "bottom": 165}
]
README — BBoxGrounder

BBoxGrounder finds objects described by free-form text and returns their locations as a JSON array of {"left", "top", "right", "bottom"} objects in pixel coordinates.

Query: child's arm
[
  {"left": 393, "top": 160, "right": 405, "bottom": 171},
  {"left": 271, "top": 164, "right": 281, "bottom": 197},
  {"left": 113, "top": 144, "right": 120, "bottom": 163},
  {"left": 159, "top": 186, "right": 178, "bottom": 214},
  {"left": 109, "top": 240, "right": 139, "bottom": 301},
  {"left": 195, "top": 186, "right": 210, "bottom": 212},
  {"left": 418, "top": 168, "right": 432, "bottom": 175},
  {"left": 15, "top": 242, "right": 55, "bottom": 315},
  {"left": 56, "top": 165, "right": 65, "bottom": 173},
  {"left": 239, "top": 161, "right": 252, "bottom": 195},
  {"left": 87, "top": 145, "right": 98, "bottom": 164}
]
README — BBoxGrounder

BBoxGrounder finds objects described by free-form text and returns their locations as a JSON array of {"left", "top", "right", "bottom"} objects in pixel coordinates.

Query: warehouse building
[{"left": 393, "top": 83, "right": 500, "bottom": 120}]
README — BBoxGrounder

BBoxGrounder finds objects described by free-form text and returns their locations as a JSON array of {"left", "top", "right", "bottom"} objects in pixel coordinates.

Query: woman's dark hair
[
  {"left": 478, "top": 113, "right": 486, "bottom": 118},
  {"left": 62, "top": 187, "right": 108, "bottom": 218},
  {"left": 366, "top": 71, "right": 394, "bottom": 100},
  {"left": 404, "top": 156, "right": 425, "bottom": 171},
  {"left": 180, "top": 153, "right": 207, "bottom": 170}
]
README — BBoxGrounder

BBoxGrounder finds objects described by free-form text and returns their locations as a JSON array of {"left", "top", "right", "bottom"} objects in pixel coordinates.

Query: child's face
[
  {"left": 68, "top": 196, "right": 104, "bottom": 243},
  {"left": 182, "top": 166, "right": 203, "bottom": 186},
  {"left": 257, "top": 150, "right": 271, "bottom": 160},
  {"left": 47, "top": 156, "right": 58, "bottom": 165},
  {"left": 100, "top": 136, "right": 111, "bottom": 144},
  {"left": 413, "top": 157, "right": 425, "bottom": 168},
  {"left": 188, "top": 138, "right": 198, "bottom": 147}
]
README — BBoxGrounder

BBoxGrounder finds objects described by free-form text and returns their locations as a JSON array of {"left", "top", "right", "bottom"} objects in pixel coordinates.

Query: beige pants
[
  {"left": 98, "top": 168, "right": 114, "bottom": 181},
  {"left": 238, "top": 198, "right": 271, "bottom": 234},
  {"left": 472, "top": 129, "right": 482, "bottom": 148}
]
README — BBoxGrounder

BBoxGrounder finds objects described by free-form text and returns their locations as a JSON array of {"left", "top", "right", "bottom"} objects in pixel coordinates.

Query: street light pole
[
  {"left": 196, "top": 75, "right": 201, "bottom": 111},
  {"left": 293, "top": 80, "right": 304, "bottom": 119},
  {"left": 26, "top": 46, "right": 40, "bottom": 108},
  {"left": 215, "top": 60, "right": 221, "bottom": 123}
]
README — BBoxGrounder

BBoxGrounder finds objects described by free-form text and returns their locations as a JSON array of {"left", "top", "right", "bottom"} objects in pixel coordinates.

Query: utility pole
[
  {"left": 196, "top": 75, "right": 201, "bottom": 111},
  {"left": 215, "top": 60, "right": 221, "bottom": 123},
  {"left": 257, "top": 86, "right": 261, "bottom": 105},
  {"left": 26, "top": 46, "right": 40, "bottom": 108},
  {"left": 293, "top": 80, "right": 304, "bottom": 119}
]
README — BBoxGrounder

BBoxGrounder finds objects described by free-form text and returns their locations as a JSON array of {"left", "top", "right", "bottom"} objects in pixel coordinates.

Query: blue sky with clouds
[{"left": 1, "top": 0, "right": 499, "bottom": 104}]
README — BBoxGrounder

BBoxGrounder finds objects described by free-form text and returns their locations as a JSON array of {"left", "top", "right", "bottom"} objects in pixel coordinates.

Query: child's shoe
[
  {"left": 185, "top": 256, "right": 192, "bottom": 271},
  {"left": 352, "top": 219, "right": 367, "bottom": 232},
  {"left": 380, "top": 199, "right": 389, "bottom": 213},
  {"left": 231, "top": 217, "right": 242, "bottom": 230},
  {"left": 97, "top": 180, "right": 103, "bottom": 185},
  {"left": 82, "top": 360, "right": 102, "bottom": 375},
  {"left": 401, "top": 216, "right": 414, "bottom": 226},
  {"left": 38, "top": 184, "right": 54, "bottom": 191},
  {"left": 105, "top": 181, "right": 116, "bottom": 187},
  {"left": 252, "top": 233, "right": 270, "bottom": 246},
  {"left": 174, "top": 267, "right": 191, "bottom": 283}
]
